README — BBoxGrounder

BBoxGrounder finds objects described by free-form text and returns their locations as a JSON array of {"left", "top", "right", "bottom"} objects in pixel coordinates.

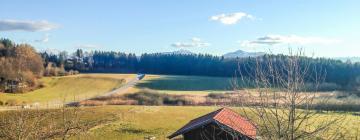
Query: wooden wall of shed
[{"left": 182, "top": 122, "right": 252, "bottom": 140}]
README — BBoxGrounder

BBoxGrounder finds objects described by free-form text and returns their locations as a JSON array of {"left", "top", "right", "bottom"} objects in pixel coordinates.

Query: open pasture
[
  {"left": 133, "top": 75, "right": 237, "bottom": 95},
  {"left": 0, "top": 74, "right": 135, "bottom": 105},
  {"left": 64, "top": 106, "right": 359, "bottom": 140}
]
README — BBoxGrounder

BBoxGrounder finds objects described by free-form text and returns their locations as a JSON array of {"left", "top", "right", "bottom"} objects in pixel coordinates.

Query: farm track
[
  {"left": 102, "top": 77, "right": 140, "bottom": 96},
  {"left": 0, "top": 74, "right": 143, "bottom": 110},
  {"left": 66, "top": 75, "right": 143, "bottom": 106}
]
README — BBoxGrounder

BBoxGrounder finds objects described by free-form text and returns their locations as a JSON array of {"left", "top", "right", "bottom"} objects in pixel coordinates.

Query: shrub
[
  {"left": 38, "top": 81, "right": 45, "bottom": 88},
  {"left": 44, "top": 63, "right": 79, "bottom": 77},
  {"left": 73, "top": 70, "right": 79, "bottom": 75},
  {"left": 124, "top": 89, "right": 191, "bottom": 106},
  {"left": 79, "top": 100, "right": 105, "bottom": 106},
  {"left": 163, "top": 96, "right": 189, "bottom": 106},
  {"left": 107, "top": 99, "right": 137, "bottom": 105},
  {"left": 207, "top": 93, "right": 229, "bottom": 99},
  {"left": 58, "top": 69, "right": 67, "bottom": 76},
  {"left": 81, "top": 89, "right": 194, "bottom": 106},
  {"left": 5, "top": 99, "right": 20, "bottom": 106},
  {"left": 126, "top": 92, "right": 163, "bottom": 105},
  {"left": 0, "top": 100, "right": 4, "bottom": 106}
]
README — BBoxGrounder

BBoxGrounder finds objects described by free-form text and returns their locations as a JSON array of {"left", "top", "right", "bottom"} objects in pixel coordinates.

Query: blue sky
[{"left": 0, "top": 0, "right": 359, "bottom": 57}]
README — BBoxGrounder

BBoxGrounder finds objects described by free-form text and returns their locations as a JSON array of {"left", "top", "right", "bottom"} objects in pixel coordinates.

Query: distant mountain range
[
  {"left": 223, "top": 50, "right": 265, "bottom": 58},
  {"left": 162, "top": 49, "right": 265, "bottom": 58},
  {"left": 161, "top": 49, "right": 195, "bottom": 55}
]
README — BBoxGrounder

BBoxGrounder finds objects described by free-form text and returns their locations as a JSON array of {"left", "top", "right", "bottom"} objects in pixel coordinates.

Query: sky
[{"left": 0, "top": 0, "right": 359, "bottom": 57}]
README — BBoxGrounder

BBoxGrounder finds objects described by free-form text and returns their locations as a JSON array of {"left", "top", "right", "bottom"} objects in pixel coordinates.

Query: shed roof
[{"left": 168, "top": 108, "right": 256, "bottom": 139}]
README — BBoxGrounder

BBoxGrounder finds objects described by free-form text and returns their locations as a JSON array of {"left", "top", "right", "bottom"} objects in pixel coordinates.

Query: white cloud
[
  {"left": 0, "top": 19, "right": 59, "bottom": 32},
  {"left": 240, "top": 35, "right": 341, "bottom": 46},
  {"left": 34, "top": 34, "right": 50, "bottom": 43},
  {"left": 171, "top": 37, "right": 210, "bottom": 48},
  {"left": 210, "top": 12, "right": 255, "bottom": 25},
  {"left": 74, "top": 44, "right": 100, "bottom": 49}
]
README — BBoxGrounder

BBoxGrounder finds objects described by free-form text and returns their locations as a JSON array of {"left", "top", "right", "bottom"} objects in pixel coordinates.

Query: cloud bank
[
  {"left": 0, "top": 19, "right": 59, "bottom": 32},
  {"left": 210, "top": 12, "right": 255, "bottom": 25},
  {"left": 171, "top": 37, "right": 210, "bottom": 48}
]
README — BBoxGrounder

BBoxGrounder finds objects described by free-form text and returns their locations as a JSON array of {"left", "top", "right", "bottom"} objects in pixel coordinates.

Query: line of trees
[
  {"left": 43, "top": 49, "right": 360, "bottom": 91},
  {"left": 2, "top": 37, "right": 360, "bottom": 93}
]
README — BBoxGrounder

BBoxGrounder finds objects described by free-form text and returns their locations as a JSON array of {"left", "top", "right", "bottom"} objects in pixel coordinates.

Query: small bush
[
  {"left": 0, "top": 100, "right": 4, "bottom": 106},
  {"left": 126, "top": 92, "right": 163, "bottom": 105},
  {"left": 81, "top": 89, "right": 198, "bottom": 106},
  {"left": 107, "top": 99, "right": 137, "bottom": 105},
  {"left": 38, "top": 81, "right": 45, "bottom": 88},
  {"left": 79, "top": 100, "right": 105, "bottom": 106},
  {"left": 124, "top": 89, "right": 191, "bottom": 106},
  {"left": 44, "top": 63, "right": 79, "bottom": 77},
  {"left": 72, "top": 70, "right": 79, "bottom": 75},
  {"left": 5, "top": 99, "right": 20, "bottom": 106},
  {"left": 163, "top": 96, "right": 189, "bottom": 105},
  {"left": 208, "top": 93, "right": 229, "bottom": 99}
]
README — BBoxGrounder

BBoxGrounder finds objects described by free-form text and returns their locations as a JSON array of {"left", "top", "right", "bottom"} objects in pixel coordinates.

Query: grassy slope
[
  {"left": 0, "top": 74, "right": 359, "bottom": 139},
  {"left": 69, "top": 106, "right": 360, "bottom": 140},
  {"left": 0, "top": 74, "right": 233, "bottom": 104},
  {"left": 0, "top": 74, "right": 135, "bottom": 104},
  {"left": 131, "top": 75, "right": 236, "bottom": 95}
]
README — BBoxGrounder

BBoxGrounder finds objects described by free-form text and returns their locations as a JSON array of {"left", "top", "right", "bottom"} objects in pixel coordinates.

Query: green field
[
  {"left": 0, "top": 74, "right": 135, "bottom": 105},
  {"left": 65, "top": 106, "right": 359, "bottom": 140},
  {"left": 0, "top": 74, "right": 359, "bottom": 139},
  {"left": 0, "top": 74, "right": 234, "bottom": 105},
  {"left": 0, "top": 74, "right": 240, "bottom": 104},
  {"left": 133, "top": 75, "right": 236, "bottom": 95},
  {"left": 0, "top": 105, "right": 359, "bottom": 139}
]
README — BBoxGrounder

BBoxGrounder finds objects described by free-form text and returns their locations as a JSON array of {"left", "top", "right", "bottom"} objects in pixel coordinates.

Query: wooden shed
[{"left": 168, "top": 108, "right": 256, "bottom": 140}]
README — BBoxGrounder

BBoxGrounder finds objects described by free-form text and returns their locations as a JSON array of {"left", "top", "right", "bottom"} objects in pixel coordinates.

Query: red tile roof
[
  {"left": 213, "top": 108, "right": 257, "bottom": 139},
  {"left": 168, "top": 108, "right": 257, "bottom": 139}
]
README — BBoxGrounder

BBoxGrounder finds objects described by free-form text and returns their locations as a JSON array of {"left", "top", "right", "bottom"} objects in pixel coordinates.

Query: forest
[
  {"left": 2, "top": 38, "right": 360, "bottom": 93},
  {"left": 43, "top": 48, "right": 360, "bottom": 91}
]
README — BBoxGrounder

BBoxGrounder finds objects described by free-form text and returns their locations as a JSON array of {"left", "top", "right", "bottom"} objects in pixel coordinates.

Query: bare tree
[
  {"left": 0, "top": 106, "right": 91, "bottom": 140},
  {"left": 0, "top": 108, "right": 57, "bottom": 140},
  {"left": 233, "top": 50, "right": 342, "bottom": 140},
  {"left": 57, "top": 106, "right": 90, "bottom": 140}
]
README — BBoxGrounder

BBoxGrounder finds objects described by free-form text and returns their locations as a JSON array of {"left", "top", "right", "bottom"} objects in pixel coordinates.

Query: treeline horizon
[
  {"left": 1, "top": 38, "right": 360, "bottom": 92},
  {"left": 42, "top": 48, "right": 360, "bottom": 91}
]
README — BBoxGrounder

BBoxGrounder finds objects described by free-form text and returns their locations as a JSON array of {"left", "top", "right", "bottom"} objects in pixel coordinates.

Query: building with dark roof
[{"left": 168, "top": 108, "right": 256, "bottom": 140}]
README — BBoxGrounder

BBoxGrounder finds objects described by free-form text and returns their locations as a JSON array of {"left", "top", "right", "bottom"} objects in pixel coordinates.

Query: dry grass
[
  {"left": 0, "top": 74, "right": 135, "bottom": 106},
  {"left": 80, "top": 89, "right": 360, "bottom": 112},
  {"left": 67, "top": 106, "right": 360, "bottom": 140}
]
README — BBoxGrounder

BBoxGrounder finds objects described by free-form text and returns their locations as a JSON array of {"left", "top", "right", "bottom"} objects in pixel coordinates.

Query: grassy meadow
[
  {"left": 0, "top": 74, "right": 135, "bottom": 105},
  {"left": 1, "top": 74, "right": 359, "bottom": 139},
  {"left": 62, "top": 106, "right": 359, "bottom": 140},
  {"left": 0, "top": 105, "right": 359, "bottom": 139},
  {"left": 131, "top": 75, "right": 236, "bottom": 95}
]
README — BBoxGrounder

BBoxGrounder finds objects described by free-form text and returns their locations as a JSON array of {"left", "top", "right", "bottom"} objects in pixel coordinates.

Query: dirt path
[
  {"left": 0, "top": 74, "right": 145, "bottom": 110},
  {"left": 66, "top": 74, "right": 145, "bottom": 106},
  {"left": 102, "top": 76, "right": 140, "bottom": 96}
]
